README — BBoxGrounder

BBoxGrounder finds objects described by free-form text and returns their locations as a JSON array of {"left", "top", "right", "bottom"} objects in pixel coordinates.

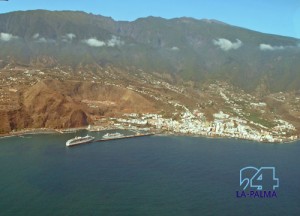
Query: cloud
[
  {"left": 0, "top": 33, "right": 18, "bottom": 41},
  {"left": 107, "top": 35, "right": 124, "bottom": 47},
  {"left": 32, "top": 33, "right": 54, "bottom": 43},
  {"left": 36, "top": 37, "right": 55, "bottom": 43},
  {"left": 66, "top": 33, "right": 76, "bottom": 40},
  {"left": 62, "top": 33, "right": 76, "bottom": 42},
  {"left": 32, "top": 33, "right": 40, "bottom": 39},
  {"left": 83, "top": 38, "right": 106, "bottom": 47},
  {"left": 37, "top": 37, "right": 47, "bottom": 43},
  {"left": 213, "top": 38, "right": 243, "bottom": 51},
  {"left": 259, "top": 44, "right": 285, "bottom": 51},
  {"left": 171, "top": 46, "right": 180, "bottom": 51},
  {"left": 82, "top": 35, "right": 124, "bottom": 47}
]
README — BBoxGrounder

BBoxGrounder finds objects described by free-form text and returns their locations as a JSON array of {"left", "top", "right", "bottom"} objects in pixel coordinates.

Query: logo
[{"left": 236, "top": 166, "right": 279, "bottom": 198}]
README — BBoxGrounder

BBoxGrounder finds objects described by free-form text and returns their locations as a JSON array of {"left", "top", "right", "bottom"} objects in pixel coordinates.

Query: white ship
[
  {"left": 102, "top": 132, "right": 124, "bottom": 139},
  {"left": 66, "top": 135, "right": 95, "bottom": 147}
]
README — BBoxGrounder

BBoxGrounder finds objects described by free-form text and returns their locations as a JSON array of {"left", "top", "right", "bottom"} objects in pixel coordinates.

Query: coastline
[
  {"left": 168, "top": 132, "right": 299, "bottom": 144},
  {"left": 0, "top": 126, "right": 299, "bottom": 144},
  {"left": 0, "top": 127, "right": 85, "bottom": 138}
]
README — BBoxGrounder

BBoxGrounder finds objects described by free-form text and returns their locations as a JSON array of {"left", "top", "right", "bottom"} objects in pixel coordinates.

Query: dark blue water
[{"left": 0, "top": 131, "right": 299, "bottom": 216}]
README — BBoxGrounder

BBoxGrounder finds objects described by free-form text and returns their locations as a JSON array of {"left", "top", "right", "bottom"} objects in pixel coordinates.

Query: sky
[{"left": 0, "top": 0, "right": 300, "bottom": 39}]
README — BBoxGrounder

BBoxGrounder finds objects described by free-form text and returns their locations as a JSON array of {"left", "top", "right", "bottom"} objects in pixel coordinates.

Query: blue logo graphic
[{"left": 240, "top": 166, "right": 279, "bottom": 191}]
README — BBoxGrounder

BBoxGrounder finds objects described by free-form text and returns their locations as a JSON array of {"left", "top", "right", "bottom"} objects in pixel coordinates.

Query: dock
[{"left": 94, "top": 133, "right": 155, "bottom": 143}]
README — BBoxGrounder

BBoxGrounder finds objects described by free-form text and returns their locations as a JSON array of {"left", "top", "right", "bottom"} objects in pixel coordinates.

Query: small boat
[{"left": 66, "top": 135, "right": 95, "bottom": 147}]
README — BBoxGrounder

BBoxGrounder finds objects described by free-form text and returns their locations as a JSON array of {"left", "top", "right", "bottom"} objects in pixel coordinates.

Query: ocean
[{"left": 0, "top": 130, "right": 299, "bottom": 216}]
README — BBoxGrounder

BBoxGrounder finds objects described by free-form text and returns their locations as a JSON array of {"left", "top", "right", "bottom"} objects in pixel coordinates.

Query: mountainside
[
  {"left": 0, "top": 10, "right": 299, "bottom": 92},
  {"left": 0, "top": 76, "right": 164, "bottom": 133}
]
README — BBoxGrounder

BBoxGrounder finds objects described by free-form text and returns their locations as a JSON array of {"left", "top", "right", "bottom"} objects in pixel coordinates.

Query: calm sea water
[{"left": 0, "top": 131, "right": 299, "bottom": 216}]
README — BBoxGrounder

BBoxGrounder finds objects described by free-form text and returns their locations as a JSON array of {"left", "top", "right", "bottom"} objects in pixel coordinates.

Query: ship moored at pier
[
  {"left": 66, "top": 132, "right": 155, "bottom": 147},
  {"left": 66, "top": 135, "right": 95, "bottom": 147},
  {"left": 102, "top": 132, "right": 124, "bottom": 139}
]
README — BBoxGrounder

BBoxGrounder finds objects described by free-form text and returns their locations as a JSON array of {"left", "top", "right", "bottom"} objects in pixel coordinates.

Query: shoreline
[
  {"left": 0, "top": 127, "right": 299, "bottom": 144},
  {"left": 0, "top": 127, "right": 85, "bottom": 138},
  {"left": 168, "top": 132, "right": 299, "bottom": 144},
  {"left": 0, "top": 126, "right": 299, "bottom": 144}
]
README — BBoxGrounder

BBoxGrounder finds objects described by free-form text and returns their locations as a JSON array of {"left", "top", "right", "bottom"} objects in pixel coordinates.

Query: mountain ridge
[{"left": 0, "top": 10, "right": 299, "bottom": 92}]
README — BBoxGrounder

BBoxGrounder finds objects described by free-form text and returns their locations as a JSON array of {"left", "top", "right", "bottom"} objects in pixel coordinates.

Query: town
[{"left": 89, "top": 108, "right": 298, "bottom": 143}]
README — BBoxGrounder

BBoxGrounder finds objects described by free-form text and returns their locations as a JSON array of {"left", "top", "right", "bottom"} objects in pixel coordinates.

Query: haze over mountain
[{"left": 0, "top": 10, "right": 300, "bottom": 92}]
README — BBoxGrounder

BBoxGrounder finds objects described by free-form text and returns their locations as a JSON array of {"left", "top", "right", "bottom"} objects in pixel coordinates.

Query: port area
[
  {"left": 67, "top": 133, "right": 155, "bottom": 147},
  {"left": 94, "top": 133, "right": 155, "bottom": 143}
]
